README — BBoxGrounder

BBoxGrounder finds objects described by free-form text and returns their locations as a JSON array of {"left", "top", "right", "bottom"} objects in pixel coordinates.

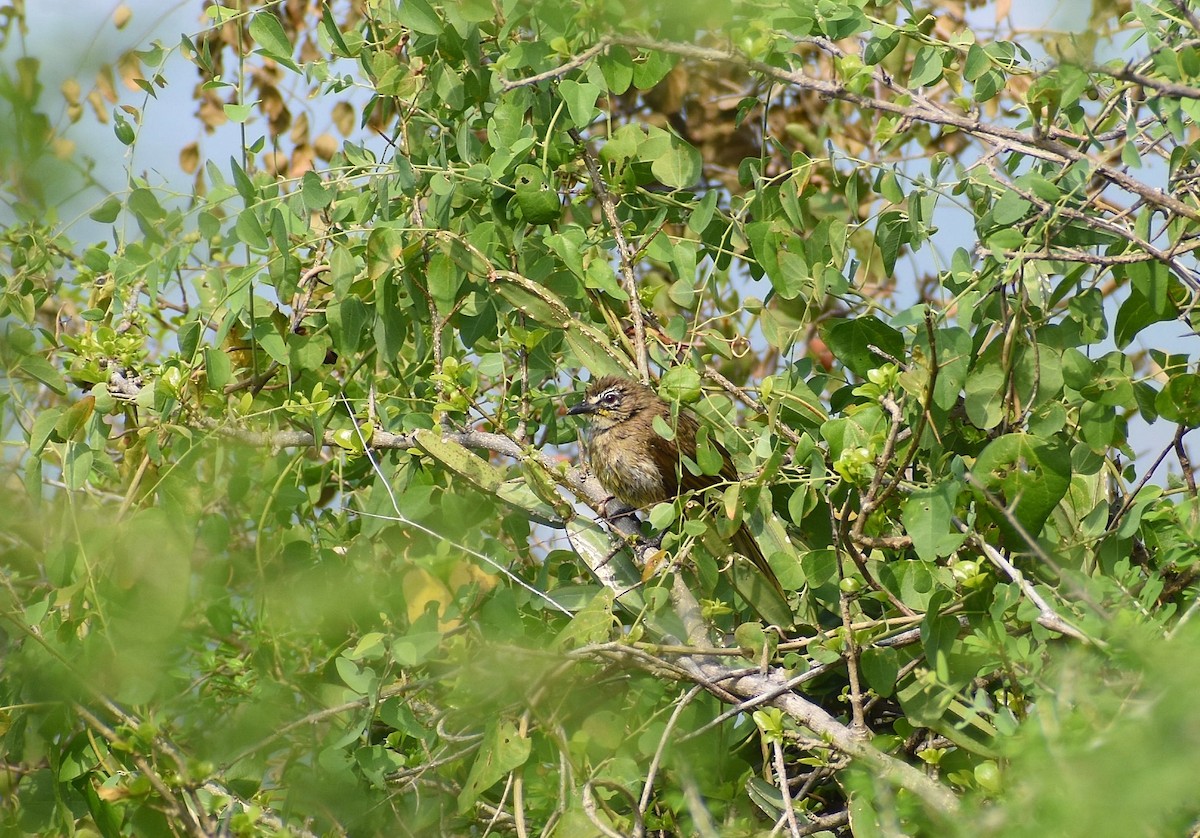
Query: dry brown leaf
[
  {"left": 299, "top": 34, "right": 321, "bottom": 65},
  {"left": 285, "top": 0, "right": 306, "bottom": 29},
  {"left": 60, "top": 78, "right": 80, "bottom": 105},
  {"left": 290, "top": 110, "right": 310, "bottom": 145},
  {"left": 86, "top": 89, "right": 108, "bottom": 123},
  {"left": 332, "top": 101, "right": 354, "bottom": 136},
  {"left": 259, "top": 85, "right": 291, "bottom": 136},
  {"left": 117, "top": 51, "right": 144, "bottom": 93},
  {"left": 197, "top": 92, "right": 228, "bottom": 132},
  {"left": 289, "top": 144, "right": 315, "bottom": 179},
  {"left": 112, "top": 4, "right": 132, "bottom": 30},
  {"left": 94, "top": 65, "right": 117, "bottom": 103},
  {"left": 51, "top": 138, "right": 75, "bottom": 159},
  {"left": 313, "top": 133, "right": 338, "bottom": 160},
  {"left": 263, "top": 150, "right": 288, "bottom": 177},
  {"left": 96, "top": 784, "right": 132, "bottom": 803},
  {"left": 179, "top": 142, "right": 200, "bottom": 175}
]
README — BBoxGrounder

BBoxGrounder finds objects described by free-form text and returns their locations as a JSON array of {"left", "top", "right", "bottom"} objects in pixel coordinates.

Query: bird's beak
[{"left": 567, "top": 401, "right": 595, "bottom": 416}]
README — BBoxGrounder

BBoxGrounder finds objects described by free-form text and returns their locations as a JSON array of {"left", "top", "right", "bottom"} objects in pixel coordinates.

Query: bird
[{"left": 567, "top": 374, "right": 786, "bottom": 598}]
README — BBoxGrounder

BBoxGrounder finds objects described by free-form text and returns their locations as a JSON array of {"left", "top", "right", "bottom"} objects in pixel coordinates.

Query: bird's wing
[{"left": 670, "top": 410, "right": 741, "bottom": 495}]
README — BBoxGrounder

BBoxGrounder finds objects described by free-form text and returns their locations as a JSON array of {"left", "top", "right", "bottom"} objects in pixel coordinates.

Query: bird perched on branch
[{"left": 567, "top": 374, "right": 786, "bottom": 599}]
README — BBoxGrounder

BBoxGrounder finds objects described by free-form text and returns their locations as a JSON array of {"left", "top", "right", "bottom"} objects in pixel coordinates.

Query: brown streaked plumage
[{"left": 567, "top": 375, "right": 784, "bottom": 596}]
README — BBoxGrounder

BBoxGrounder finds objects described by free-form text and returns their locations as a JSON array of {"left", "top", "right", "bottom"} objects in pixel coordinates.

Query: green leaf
[
  {"left": 128, "top": 188, "right": 164, "bottom": 222},
  {"left": 991, "top": 190, "right": 1031, "bottom": 225},
  {"left": 495, "top": 479, "right": 564, "bottom": 526},
  {"left": 972, "top": 434, "right": 1072, "bottom": 546},
  {"left": 659, "top": 366, "right": 702, "bottom": 404},
  {"left": 876, "top": 560, "right": 940, "bottom": 612},
  {"left": 1157, "top": 373, "right": 1200, "bottom": 424},
  {"left": 1079, "top": 352, "right": 1136, "bottom": 408},
  {"left": 650, "top": 136, "right": 702, "bottom": 189},
  {"left": 860, "top": 647, "right": 900, "bottom": 697},
  {"left": 204, "top": 347, "right": 231, "bottom": 391},
  {"left": 1115, "top": 261, "right": 1175, "bottom": 347},
  {"left": 987, "top": 227, "right": 1025, "bottom": 251},
  {"left": 555, "top": 589, "right": 615, "bottom": 648},
  {"left": 648, "top": 501, "right": 677, "bottom": 530},
  {"left": 366, "top": 226, "right": 403, "bottom": 281},
  {"left": 513, "top": 164, "right": 560, "bottom": 224},
  {"left": 235, "top": 208, "right": 269, "bottom": 251},
  {"left": 631, "top": 49, "right": 678, "bottom": 89},
  {"left": 599, "top": 45, "right": 634, "bottom": 94},
  {"left": 910, "top": 46, "right": 945, "bottom": 87},
  {"left": 457, "top": 720, "right": 532, "bottom": 812},
  {"left": 29, "top": 407, "right": 62, "bottom": 455},
  {"left": 328, "top": 294, "right": 369, "bottom": 356},
  {"left": 876, "top": 211, "right": 910, "bottom": 275},
  {"left": 729, "top": 550, "right": 793, "bottom": 627},
  {"left": 695, "top": 427, "right": 723, "bottom": 476},
  {"left": 903, "top": 481, "right": 969, "bottom": 561},
  {"left": 897, "top": 671, "right": 1002, "bottom": 757},
  {"left": 491, "top": 271, "right": 570, "bottom": 326},
  {"left": 413, "top": 429, "right": 505, "bottom": 494},
  {"left": 823, "top": 317, "right": 905, "bottom": 379},
  {"left": 558, "top": 79, "right": 601, "bottom": 128},
  {"left": 964, "top": 356, "right": 1006, "bottom": 430},
  {"left": 864, "top": 31, "right": 901, "bottom": 65},
  {"left": 772, "top": 249, "right": 809, "bottom": 300},
  {"left": 921, "top": 608, "right": 959, "bottom": 682},
  {"left": 16, "top": 355, "right": 68, "bottom": 395},
  {"left": 964, "top": 44, "right": 990, "bottom": 81},
  {"left": 427, "top": 251, "right": 463, "bottom": 315},
  {"left": 923, "top": 327, "right": 971, "bottom": 411},
  {"left": 223, "top": 102, "right": 254, "bottom": 123},
  {"left": 396, "top": 0, "right": 443, "bottom": 35},
  {"left": 89, "top": 196, "right": 122, "bottom": 223},
  {"left": 564, "top": 323, "right": 631, "bottom": 377},
  {"left": 335, "top": 655, "right": 376, "bottom": 694},
  {"left": 583, "top": 259, "right": 627, "bottom": 300},
  {"left": 300, "top": 171, "right": 333, "bottom": 210},
  {"left": 390, "top": 631, "right": 442, "bottom": 666},
  {"left": 63, "top": 442, "right": 93, "bottom": 490},
  {"left": 54, "top": 396, "right": 95, "bottom": 442},
  {"left": 249, "top": 12, "right": 297, "bottom": 69}
]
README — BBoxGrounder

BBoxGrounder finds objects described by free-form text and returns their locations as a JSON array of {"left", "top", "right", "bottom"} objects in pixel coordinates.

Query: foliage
[{"left": 2, "top": 0, "right": 1200, "bottom": 835}]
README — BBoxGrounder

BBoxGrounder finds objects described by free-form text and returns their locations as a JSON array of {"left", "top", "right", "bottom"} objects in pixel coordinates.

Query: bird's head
[{"left": 567, "top": 375, "right": 651, "bottom": 433}]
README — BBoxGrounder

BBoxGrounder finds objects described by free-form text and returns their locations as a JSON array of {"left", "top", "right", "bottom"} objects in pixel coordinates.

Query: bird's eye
[{"left": 601, "top": 392, "right": 619, "bottom": 405}]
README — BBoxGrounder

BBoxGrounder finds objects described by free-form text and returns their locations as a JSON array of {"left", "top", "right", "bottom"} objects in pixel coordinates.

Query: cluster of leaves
[{"left": 3, "top": 0, "right": 1200, "bottom": 835}]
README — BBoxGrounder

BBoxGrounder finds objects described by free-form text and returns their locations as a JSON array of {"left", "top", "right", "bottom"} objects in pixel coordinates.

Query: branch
[
  {"left": 644, "top": 575, "right": 961, "bottom": 818},
  {"left": 568, "top": 126, "right": 652, "bottom": 382},
  {"left": 953, "top": 491, "right": 1096, "bottom": 645},
  {"left": 501, "top": 42, "right": 609, "bottom": 91},
  {"left": 673, "top": 651, "right": 960, "bottom": 817},
  {"left": 74, "top": 704, "right": 212, "bottom": 838},
  {"left": 1104, "top": 65, "right": 1200, "bottom": 100},
  {"left": 594, "top": 34, "right": 1200, "bottom": 226}
]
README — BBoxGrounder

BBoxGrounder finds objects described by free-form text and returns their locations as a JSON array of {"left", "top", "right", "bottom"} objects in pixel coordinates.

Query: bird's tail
[
  {"left": 728, "top": 522, "right": 794, "bottom": 627},
  {"left": 732, "top": 523, "right": 786, "bottom": 597}
]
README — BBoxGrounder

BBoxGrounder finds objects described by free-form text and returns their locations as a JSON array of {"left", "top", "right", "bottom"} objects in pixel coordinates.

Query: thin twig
[
  {"left": 568, "top": 126, "right": 651, "bottom": 381},
  {"left": 1175, "top": 425, "right": 1197, "bottom": 496},
  {"left": 500, "top": 41, "right": 608, "bottom": 91},
  {"left": 953, "top": 496, "right": 1096, "bottom": 645},
  {"left": 74, "top": 704, "right": 211, "bottom": 838},
  {"left": 638, "top": 685, "right": 704, "bottom": 816},
  {"left": 773, "top": 738, "right": 802, "bottom": 838},
  {"left": 837, "top": 579, "right": 868, "bottom": 734},
  {"left": 543, "top": 34, "right": 1200, "bottom": 231}
]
